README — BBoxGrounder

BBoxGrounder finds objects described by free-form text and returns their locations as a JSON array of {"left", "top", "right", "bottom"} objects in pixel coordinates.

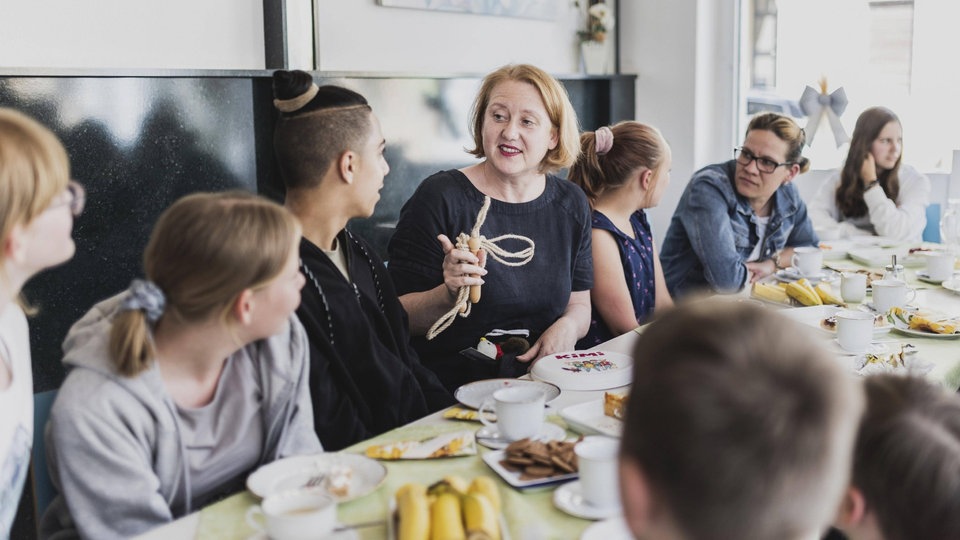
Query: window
[{"left": 738, "top": 0, "right": 960, "bottom": 172}]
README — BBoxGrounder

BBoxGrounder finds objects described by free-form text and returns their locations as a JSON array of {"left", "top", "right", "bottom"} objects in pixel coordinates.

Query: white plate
[
  {"left": 581, "top": 517, "right": 633, "bottom": 540},
  {"left": 891, "top": 324, "right": 960, "bottom": 339},
  {"left": 530, "top": 351, "right": 633, "bottom": 391},
  {"left": 480, "top": 449, "right": 578, "bottom": 489},
  {"left": 847, "top": 246, "right": 925, "bottom": 268},
  {"left": 553, "top": 480, "right": 622, "bottom": 520},
  {"left": 454, "top": 379, "right": 561, "bottom": 409},
  {"left": 559, "top": 399, "right": 623, "bottom": 438},
  {"left": 773, "top": 268, "right": 839, "bottom": 284},
  {"left": 853, "top": 353, "right": 935, "bottom": 377},
  {"left": 779, "top": 305, "right": 892, "bottom": 336},
  {"left": 940, "top": 278, "right": 960, "bottom": 294},
  {"left": 475, "top": 422, "right": 567, "bottom": 450},
  {"left": 246, "top": 452, "right": 387, "bottom": 501}
]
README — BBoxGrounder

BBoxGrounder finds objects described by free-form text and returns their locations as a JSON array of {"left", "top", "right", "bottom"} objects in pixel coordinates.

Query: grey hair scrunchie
[
  {"left": 595, "top": 126, "right": 614, "bottom": 155},
  {"left": 121, "top": 279, "right": 166, "bottom": 323}
]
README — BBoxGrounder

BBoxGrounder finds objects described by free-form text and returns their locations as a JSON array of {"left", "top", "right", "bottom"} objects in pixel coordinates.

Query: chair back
[
  {"left": 32, "top": 389, "right": 58, "bottom": 521},
  {"left": 923, "top": 203, "right": 942, "bottom": 243}
]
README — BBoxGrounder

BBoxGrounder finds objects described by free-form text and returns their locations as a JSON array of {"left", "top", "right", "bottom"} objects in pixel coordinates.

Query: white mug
[
  {"left": 871, "top": 279, "right": 917, "bottom": 314},
  {"left": 479, "top": 387, "right": 545, "bottom": 441},
  {"left": 574, "top": 436, "right": 621, "bottom": 510},
  {"left": 835, "top": 310, "right": 874, "bottom": 353},
  {"left": 245, "top": 490, "right": 337, "bottom": 540},
  {"left": 840, "top": 272, "right": 867, "bottom": 303},
  {"left": 791, "top": 247, "right": 823, "bottom": 277},
  {"left": 924, "top": 251, "right": 957, "bottom": 282}
]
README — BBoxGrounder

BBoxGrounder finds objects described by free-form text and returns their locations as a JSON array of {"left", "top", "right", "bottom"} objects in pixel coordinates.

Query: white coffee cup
[
  {"left": 924, "top": 251, "right": 957, "bottom": 281},
  {"left": 840, "top": 272, "right": 867, "bottom": 303},
  {"left": 574, "top": 436, "right": 621, "bottom": 510},
  {"left": 835, "top": 310, "right": 875, "bottom": 353},
  {"left": 871, "top": 279, "right": 917, "bottom": 314},
  {"left": 245, "top": 490, "right": 337, "bottom": 540},
  {"left": 791, "top": 246, "right": 823, "bottom": 277},
  {"left": 479, "top": 387, "right": 545, "bottom": 441}
]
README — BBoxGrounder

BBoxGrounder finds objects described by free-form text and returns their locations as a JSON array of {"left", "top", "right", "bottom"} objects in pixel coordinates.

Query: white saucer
[
  {"left": 247, "top": 524, "right": 359, "bottom": 540},
  {"left": 553, "top": 480, "right": 622, "bottom": 520},
  {"left": 580, "top": 517, "right": 633, "bottom": 540},
  {"left": 475, "top": 422, "right": 567, "bottom": 450},
  {"left": 832, "top": 340, "right": 889, "bottom": 356},
  {"left": 775, "top": 268, "right": 838, "bottom": 284},
  {"left": 916, "top": 270, "right": 959, "bottom": 284}
]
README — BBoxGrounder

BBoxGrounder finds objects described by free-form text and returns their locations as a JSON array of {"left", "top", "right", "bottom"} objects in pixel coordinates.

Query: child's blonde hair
[
  {"left": 109, "top": 191, "right": 300, "bottom": 376},
  {"left": 0, "top": 108, "right": 70, "bottom": 283}
]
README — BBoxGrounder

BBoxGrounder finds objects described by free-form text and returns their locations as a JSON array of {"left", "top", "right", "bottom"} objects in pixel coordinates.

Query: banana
[
  {"left": 467, "top": 476, "right": 501, "bottom": 513},
  {"left": 785, "top": 280, "right": 822, "bottom": 306},
  {"left": 814, "top": 282, "right": 846, "bottom": 306},
  {"left": 430, "top": 492, "right": 467, "bottom": 540},
  {"left": 751, "top": 282, "right": 790, "bottom": 304},
  {"left": 397, "top": 483, "right": 430, "bottom": 540},
  {"left": 428, "top": 476, "right": 469, "bottom": 498},
  {"left": 462, "top": 493, "right": 500, "bottom": 540}
]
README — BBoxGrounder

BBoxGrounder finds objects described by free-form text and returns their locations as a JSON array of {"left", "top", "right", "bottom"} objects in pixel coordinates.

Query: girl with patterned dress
[{"left": 569, "top": 122, "right": 674, "bottom": 348}]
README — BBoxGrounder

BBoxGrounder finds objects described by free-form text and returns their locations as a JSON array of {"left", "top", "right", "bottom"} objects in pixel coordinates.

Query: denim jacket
[{"left": 660, "top": 160, "right": 818, "bottom": 297}]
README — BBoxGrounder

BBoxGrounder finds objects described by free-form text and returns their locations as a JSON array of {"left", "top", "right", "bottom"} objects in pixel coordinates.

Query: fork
[{"left": 302, "top": 473, "right": 327, "bottom": 489}]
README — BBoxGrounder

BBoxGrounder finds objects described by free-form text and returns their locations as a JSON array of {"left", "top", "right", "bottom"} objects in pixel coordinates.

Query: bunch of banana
[
  {"left": 396, "top": 476, "right": 502, "bottom": 540},
  {"left": 751, "top": 282, "right": 790, "bottom": 304},
  {"left": 785, "top": 278, "right": 823, "bottom": 306},
  {"left": 813, "top": 282, "right": 845, "bottom": 306}
]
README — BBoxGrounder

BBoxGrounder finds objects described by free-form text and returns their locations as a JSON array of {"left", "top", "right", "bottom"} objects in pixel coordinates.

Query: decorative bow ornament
[{"left": 799, "top": 78, "right": 850, "bottom": 148}]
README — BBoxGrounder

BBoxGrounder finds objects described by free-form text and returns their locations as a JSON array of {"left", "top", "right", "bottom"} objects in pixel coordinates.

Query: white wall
[
  {"left": 312, "top": 1, "right": 585, "bottom": 74},
  {"left": 0, "top": 0, "right": 265, "bottom": 69},
  {"left": 620, "top": 0, "right": 739, "bottom": 244}
]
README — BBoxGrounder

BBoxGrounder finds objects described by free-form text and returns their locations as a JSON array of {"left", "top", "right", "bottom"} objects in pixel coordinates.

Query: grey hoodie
[{"left": 40, "top": 293, "right": 322, "bottom": 540}]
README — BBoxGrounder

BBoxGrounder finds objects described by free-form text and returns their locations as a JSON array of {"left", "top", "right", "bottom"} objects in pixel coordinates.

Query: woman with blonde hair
[
  {"left": 810, "top": 106, "right": 930, "bottom": 242},
  {"left": 661, "top": 112, "right": 818, "bottom": 297},
  {"left": 42, "top": 192, "right": 320, "bottom": 539},
  {"left": 388, "top": 64, "right": 593, "bottom": 390},
  {"left": 569, "top": 121, "right": 673, "bottom": 347},
  {"left": 0, "top": 108, "right": 80, "bottom": 538}
]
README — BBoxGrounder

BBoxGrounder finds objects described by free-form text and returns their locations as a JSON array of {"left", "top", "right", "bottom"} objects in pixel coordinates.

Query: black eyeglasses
[
  {"left": 45, "top": 180, "right": 86, "bottom": 217},
  {"left": 734, "top": 148, "right": 792, "bottom": 174}
]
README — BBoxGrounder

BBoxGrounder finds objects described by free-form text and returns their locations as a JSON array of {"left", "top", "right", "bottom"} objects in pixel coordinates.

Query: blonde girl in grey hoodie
[{"left": 41, "top": 192, "right": 321, "bottom": 540}]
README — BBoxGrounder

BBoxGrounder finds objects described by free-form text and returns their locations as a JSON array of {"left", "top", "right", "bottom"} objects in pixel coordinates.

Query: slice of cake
[{"left": 603, "top": 391, "right": 628, "bottom": 420}]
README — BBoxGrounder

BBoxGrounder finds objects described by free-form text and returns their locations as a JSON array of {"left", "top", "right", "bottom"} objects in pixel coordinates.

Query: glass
[
  {"left": 45, "top": 180, "right": 86, "bottom": 217},
  {"left": 734, "top": 148, "right": 791, "bottom": 174},
  {"left": 883, "top": 254, "right": 905, "bottom": 282},
  {"left": 940, "top": 198, "right": 960, "bottom": 252}
]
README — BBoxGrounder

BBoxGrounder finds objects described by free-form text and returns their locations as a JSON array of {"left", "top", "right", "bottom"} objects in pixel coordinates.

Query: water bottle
[{"left": 941, "top": 198, "right": 960, "bottom": 253}]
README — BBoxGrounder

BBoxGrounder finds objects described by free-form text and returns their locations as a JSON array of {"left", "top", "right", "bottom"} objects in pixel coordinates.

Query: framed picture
[{"left": 377, "top": 0, "right": 559, "bottom": 21}]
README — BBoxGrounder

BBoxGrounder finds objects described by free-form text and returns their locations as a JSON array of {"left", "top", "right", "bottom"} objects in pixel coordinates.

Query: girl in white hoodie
[
  {"left": 0, "top": 108, "right": 80, "bottom": 538},
  {"left": 42, "top": 192, "right": 321, "bottom": 540}
]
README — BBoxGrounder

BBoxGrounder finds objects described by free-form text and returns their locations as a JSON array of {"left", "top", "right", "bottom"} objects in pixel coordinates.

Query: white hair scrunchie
[
  {"left": 595, "top": 126, "right": 614, "bottom": 155},
  {"left": 121, "top": 279, "right": 166, "bottom": 323}
]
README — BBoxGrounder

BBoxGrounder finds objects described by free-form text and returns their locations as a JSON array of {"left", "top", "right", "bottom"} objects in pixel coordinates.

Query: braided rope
[{"left": 426, "top": 196, "right": 535, "bottom": 340}]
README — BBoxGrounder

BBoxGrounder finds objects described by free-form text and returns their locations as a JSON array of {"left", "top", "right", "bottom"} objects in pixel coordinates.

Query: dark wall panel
[{"left": 1, "top": 72, "right": 635, "bottom": 392}]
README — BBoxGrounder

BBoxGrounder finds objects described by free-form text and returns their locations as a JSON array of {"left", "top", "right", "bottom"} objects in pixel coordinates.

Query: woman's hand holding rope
[{"left": 437, "top": 234, "right": 487, "bottom": 301}]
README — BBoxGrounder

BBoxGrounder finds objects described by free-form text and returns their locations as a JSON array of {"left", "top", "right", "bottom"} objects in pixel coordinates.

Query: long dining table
[{"left": 134, "top": 246, "right": 960, "bottom": 540}]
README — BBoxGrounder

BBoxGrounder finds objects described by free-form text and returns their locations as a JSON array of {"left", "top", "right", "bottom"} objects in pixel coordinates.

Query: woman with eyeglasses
[
  {"left": 809, "top": 107, "right": 930, "bottom": 242},
  {"left": 0, "top": 108, "right": 80, "bottom": 537},
  {"left": 41, "top": 192, "right": 321, "bottom": 539},
  {"left": 660, "top": 112, "right": 818, "bottom": 297}
]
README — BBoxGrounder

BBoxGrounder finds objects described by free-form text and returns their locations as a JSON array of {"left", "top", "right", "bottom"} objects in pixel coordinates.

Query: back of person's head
[
  {"left": 569, "top": 121, "right": 667, "bottom": 207},
  {"left": 467, "top": 63, "right": 580, "bottom": 174},
  {"left": 838, "top": 106, "right": 902, "bottom": 218},
  {"left": 746, "top": 112, "right": 810, "bottom": 174},
  {"left": 272, "top": 70, "right": 372, "bottom": 190},
  {"left": 620, "top": 299, "right": 863, "bottom": 540},
  {"left": 851, "top": 375, "right": 960, "bottom": 540},
  {"left": 0, "top": 108, "right": 70, "bottom": 279},
  {"left": 109, "top": 191, "right": 300, "bottom": 376}
]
